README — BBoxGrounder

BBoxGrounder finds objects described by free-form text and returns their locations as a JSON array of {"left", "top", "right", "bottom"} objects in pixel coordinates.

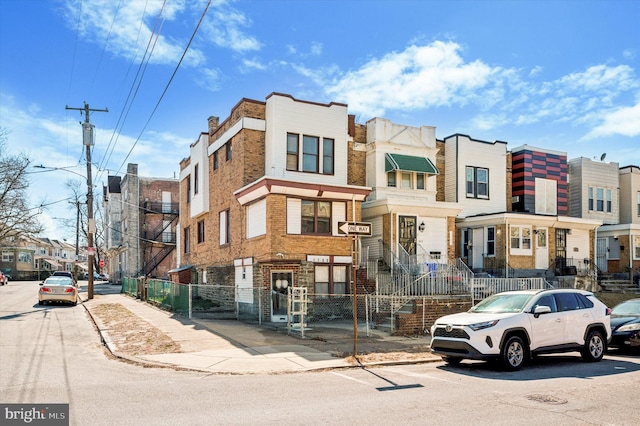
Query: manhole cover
[{"left": 526, "top": 394, "right": 568, "bottom": 405}]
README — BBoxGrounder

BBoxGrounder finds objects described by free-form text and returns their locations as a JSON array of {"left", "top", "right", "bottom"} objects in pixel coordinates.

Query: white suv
[{"left": 430, "top": 289, "right": 611, "bottom": 370}]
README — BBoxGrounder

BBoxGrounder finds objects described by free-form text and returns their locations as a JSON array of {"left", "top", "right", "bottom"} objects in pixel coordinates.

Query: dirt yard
[{"left": 91, "top": 303, "right": 182, "bottom": 356}]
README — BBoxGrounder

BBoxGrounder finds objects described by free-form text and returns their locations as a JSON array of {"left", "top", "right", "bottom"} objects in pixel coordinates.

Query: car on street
[
  {"left": 608, "top": 298, "right": 640, "bottom": 353},
  {"left": 38, "top": 276, "right": 78, "bottom": 306},
  {"left": 52, "top": 270, "right": 77, "bottom": 286},
  {"left": 430, "top": 289, "right": 611, "bottom": 370}
]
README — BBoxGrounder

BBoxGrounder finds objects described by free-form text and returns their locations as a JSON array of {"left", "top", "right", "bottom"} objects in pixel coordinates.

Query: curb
[{"left": 80, "top": 293, "right": 442, "bottom": 374}]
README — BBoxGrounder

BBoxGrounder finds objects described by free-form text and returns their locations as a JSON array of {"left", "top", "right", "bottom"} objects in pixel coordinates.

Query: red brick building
[{"left": 178, "top": 93, "right": 370, "bottom": 322}]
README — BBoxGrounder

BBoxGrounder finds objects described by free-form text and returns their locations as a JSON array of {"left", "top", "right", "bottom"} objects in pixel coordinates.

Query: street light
[{"left": 33, "top": 164, "right": 88, "bottom": 180}]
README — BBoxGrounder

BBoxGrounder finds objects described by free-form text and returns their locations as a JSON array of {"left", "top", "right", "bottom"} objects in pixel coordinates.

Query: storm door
[
  {"left": 271, "top": 271, "right": 293, "bottom": 322},
  {"left": 535, "top": 228, "right": 549, "bottom": 269},
  {"left": 554, "top": 229, "right": 568, "bottom": 275},
  {"left": 399, "top": 216, "right": 417, "bottom": 255}
]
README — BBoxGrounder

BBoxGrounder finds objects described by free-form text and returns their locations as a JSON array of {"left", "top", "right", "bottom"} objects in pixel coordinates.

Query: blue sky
[{"left": 1, "top": 0, "right": 639, "bottom": 239}]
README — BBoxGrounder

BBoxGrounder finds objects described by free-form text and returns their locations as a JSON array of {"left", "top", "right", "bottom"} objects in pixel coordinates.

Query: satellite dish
[{"left": 600, "top": 153, "right": 606, "bottom": 161}]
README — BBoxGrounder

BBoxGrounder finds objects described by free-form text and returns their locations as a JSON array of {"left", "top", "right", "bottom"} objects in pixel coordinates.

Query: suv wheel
[
  {"left": 581, "top": 330, "right": 605, "bottom": 362},
  {"left": 501, "top": 335, "right": 527, "bottom": 371}
]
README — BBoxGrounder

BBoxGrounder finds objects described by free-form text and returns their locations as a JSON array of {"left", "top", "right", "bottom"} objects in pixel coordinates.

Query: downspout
[
  {"left": 594, "top": 226, "right": 598, "bottom": 282},
  {"left": 630, "top": 228, "right": 633, "bottom": 273},
  {"left": 503, "top": 216, "right": 508, "bottom": 278}
]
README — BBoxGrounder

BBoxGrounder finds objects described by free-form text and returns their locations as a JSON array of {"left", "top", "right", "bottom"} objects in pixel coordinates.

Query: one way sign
[{"left": 338, "top": 221, "right": 372, "bottom": 236}]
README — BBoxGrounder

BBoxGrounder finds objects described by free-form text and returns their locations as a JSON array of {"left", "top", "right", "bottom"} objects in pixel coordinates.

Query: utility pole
[
  {"left": 65, "top": 102, "right": 108, "bottom": 299},
  {"left": 73, "top": 200, "right": 80, "bottom": 284}
]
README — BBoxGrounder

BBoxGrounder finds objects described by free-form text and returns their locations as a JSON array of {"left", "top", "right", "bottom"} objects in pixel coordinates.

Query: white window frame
[
  {"left": 510, "top": 225, "right": 532, "bottom": 255},
  {"left": 535, "top": 177, "right": 557, "bottom": 215},
  {"left": 219, "top": 209, "right": 230, "bottom": 245}
]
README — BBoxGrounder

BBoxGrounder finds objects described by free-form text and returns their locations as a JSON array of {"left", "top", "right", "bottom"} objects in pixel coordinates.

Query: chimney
[
  {"left": 208, "top": 116, "right": 219, "bottom": 136},
  {"left": 348, "top": 114, "right": 355, "bottom": 137}
]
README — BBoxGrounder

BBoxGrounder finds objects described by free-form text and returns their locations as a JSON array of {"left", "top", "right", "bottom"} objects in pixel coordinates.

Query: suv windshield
[{"left": 470, "top": 293, "right": 534, "bottom": 313}]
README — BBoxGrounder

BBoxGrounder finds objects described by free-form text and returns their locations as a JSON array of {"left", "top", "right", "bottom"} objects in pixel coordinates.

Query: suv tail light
[{"left": 606, "top": 307, "right": 611, "bottom": 316}]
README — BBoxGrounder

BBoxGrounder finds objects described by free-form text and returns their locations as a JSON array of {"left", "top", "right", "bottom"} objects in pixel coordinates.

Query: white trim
[{"left": 208, "top": 117, "right": 265, "bottom": 157}]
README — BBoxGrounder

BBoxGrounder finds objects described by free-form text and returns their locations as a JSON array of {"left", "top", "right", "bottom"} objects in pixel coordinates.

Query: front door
[
  {"left": 596, "top": 237, "right": 607, "bottom": 272},
  {"left": 535, "top": 228, "right": 549, "bottom": 269},
  {"left": 399, "top": 216, "right": 417, "bottom": 255},
  {"left": 271, "top": 271, "right": 292, "bottom": 322},
  {"left": 555, "top": 229, "right": 568, "bottom": 275}
]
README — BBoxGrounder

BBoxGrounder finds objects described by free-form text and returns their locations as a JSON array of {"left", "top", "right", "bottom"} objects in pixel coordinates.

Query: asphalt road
[{"left": 1, "top": 281, "right": 639, "bottom": 426}]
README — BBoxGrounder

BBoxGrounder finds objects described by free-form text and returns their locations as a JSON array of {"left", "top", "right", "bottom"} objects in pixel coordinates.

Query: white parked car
[{"left": 430, "top": 289, "right": 611, "bottom": 370}]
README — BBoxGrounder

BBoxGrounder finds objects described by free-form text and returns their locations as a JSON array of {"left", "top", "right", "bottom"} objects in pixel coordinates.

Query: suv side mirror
[{"left": 533, "top": 305, "right": 551, "bottom": 318}]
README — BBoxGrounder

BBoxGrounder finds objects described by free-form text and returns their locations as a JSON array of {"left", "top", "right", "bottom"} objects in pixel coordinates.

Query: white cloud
[
  {"left": 196, "top": 68, "right": 224, "bottom": 91},
  {"left": 324, "top": 41, "right": 497, "bottom": 118},
  {"left": 529, "top": 66, "right": 543, "bottom": 77},
  {"left": 556, "top": 64, "right": 637, "bottom": 95},
  {"left": 310, "top": 42, "right": 323, "bottom": 56},
  {"left": 204, "top": 8, "right": 261, "bottom": 52},
  {"left": 61, "top": 0, "right": 259, "bottom": 68},
  {"left": 582, "top": 102, "right": 640, "bottom": 139},
  {"left": 622, "top": 49, "right": 637, "bottom": 60}
]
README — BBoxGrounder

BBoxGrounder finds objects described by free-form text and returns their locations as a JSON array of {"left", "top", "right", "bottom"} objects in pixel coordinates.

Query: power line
[
  {"left": 98, "top": 0, "right": 169, "bottom": 182},
  {"left": 115, "top": 0, "right": 213, "bottom": 175}
]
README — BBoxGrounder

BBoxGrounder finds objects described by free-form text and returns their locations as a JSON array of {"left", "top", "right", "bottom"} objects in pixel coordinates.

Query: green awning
[{"left": 385, "top": 153, "right": 439, "bottom": 174}]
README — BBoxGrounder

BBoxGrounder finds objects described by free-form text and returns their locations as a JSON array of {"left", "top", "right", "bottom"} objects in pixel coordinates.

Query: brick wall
[
  {"left": 395, "top": 296, "right": 472, "bottom": 335},
  {"left": 436, "top": 140, "right": 445, "bottom": 202}
]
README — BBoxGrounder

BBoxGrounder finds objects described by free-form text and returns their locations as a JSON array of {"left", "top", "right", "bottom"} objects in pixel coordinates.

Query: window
[
  {"left": 302, "top": 135, "right": 319, "bottom": 172},
  {"left": 197, "top": 220, "right": 205, "bottom": 244},
  {"left": 637, "top": 192, "right": 640, "bottom": 216},
  {"left": 554, "top": 293, "right": 581, "bottom": 312},
  {"left": 510, "top": 226, "right": 532, "bottom": 252},
  {"left": 314, "top": 264, "right": 348, "bottom": 296},
  {"left": 288, "top": 133, "right": 333, "bottom": 174},
  {"left": 596, "top": 188, "right": 604, "bottom": 212},
  {"left": 301, "top": 200, "right": 331, "bottom": 235},
  {"left": 322, "top": 138, "right": 334, "bottom": 175},
  {"left": 634, "top": 235, "right": 640, "bottom": 259},
  {"left": 184, "top": 227, "right": 190, "bottom": 254},
  {"left": 486, "top": 227, "right": 495, "bottom": 256},
  {"left": 387, "top": 172, "right": 396, "bottom": 187},
  {"left": 532, "top": 294, "right": 557, "bottom": 313},
  {"left": 535, "top": 178, "right": 557, "bottom": 215},
  {"left": 401, "top": 172, "right": 411, "bottom": 188},
  {"left": 213, "top": 151, "right": 218, "bottom": 170},
  {"left": 226, "top": 142, "right": 232, "bottom": 161},
  {"left": 219, "top": 209, "right": 230, "bottom": 245},
  {"left": 590, "top": 186, "right": 612, "bottom": 213},
  {"left": 18, "top": 251, "right": 32, "bottom": 263},
  {"left": 466, "top": 166, "right": 489, "bottom": 199},
  {"left": 286, "top": 133, "right": 299, "bottom": 171},
  {"left": 417, "top": 173, "right": 425, "bottom": 190},
  {"left": 2, "top": 250, "right": 13, "bottom": 262},
  {"left": 194, "top": 164, "right": 199, "bottom": 195},
  {"left": 186, "top": 176, "right": 191, "bottom": 203}
]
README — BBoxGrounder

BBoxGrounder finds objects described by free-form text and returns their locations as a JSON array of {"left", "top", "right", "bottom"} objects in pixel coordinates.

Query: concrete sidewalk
[{"left": 80, "top": 284, "right": 439, "bottom": 374}]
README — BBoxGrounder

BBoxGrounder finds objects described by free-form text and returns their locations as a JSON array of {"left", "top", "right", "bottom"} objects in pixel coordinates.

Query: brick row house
[
  {"left": 103, "top": 164, "right": 179, "bottom": 283},
  {"left": 453, "top": 143, "right": 601, "bottom": 282},
  {"left": 0, "top": 235, "right": 83, "bottom": 280},
  {"left": 178, "top": 94, "right": 370, "bottom": 321},
  {"left": 166, "top": 92, "right": 638, "bottom": 326}
]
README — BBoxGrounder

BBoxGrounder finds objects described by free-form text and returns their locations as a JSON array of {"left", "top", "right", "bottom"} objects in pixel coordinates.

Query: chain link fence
[{"left": 120, "top": 275, "right": 552, "bottom": 338}]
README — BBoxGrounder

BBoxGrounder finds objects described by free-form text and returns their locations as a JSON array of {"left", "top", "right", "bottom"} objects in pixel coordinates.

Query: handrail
[{"left": 379, "top": 239, "right": 411, "bottom": 275}]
